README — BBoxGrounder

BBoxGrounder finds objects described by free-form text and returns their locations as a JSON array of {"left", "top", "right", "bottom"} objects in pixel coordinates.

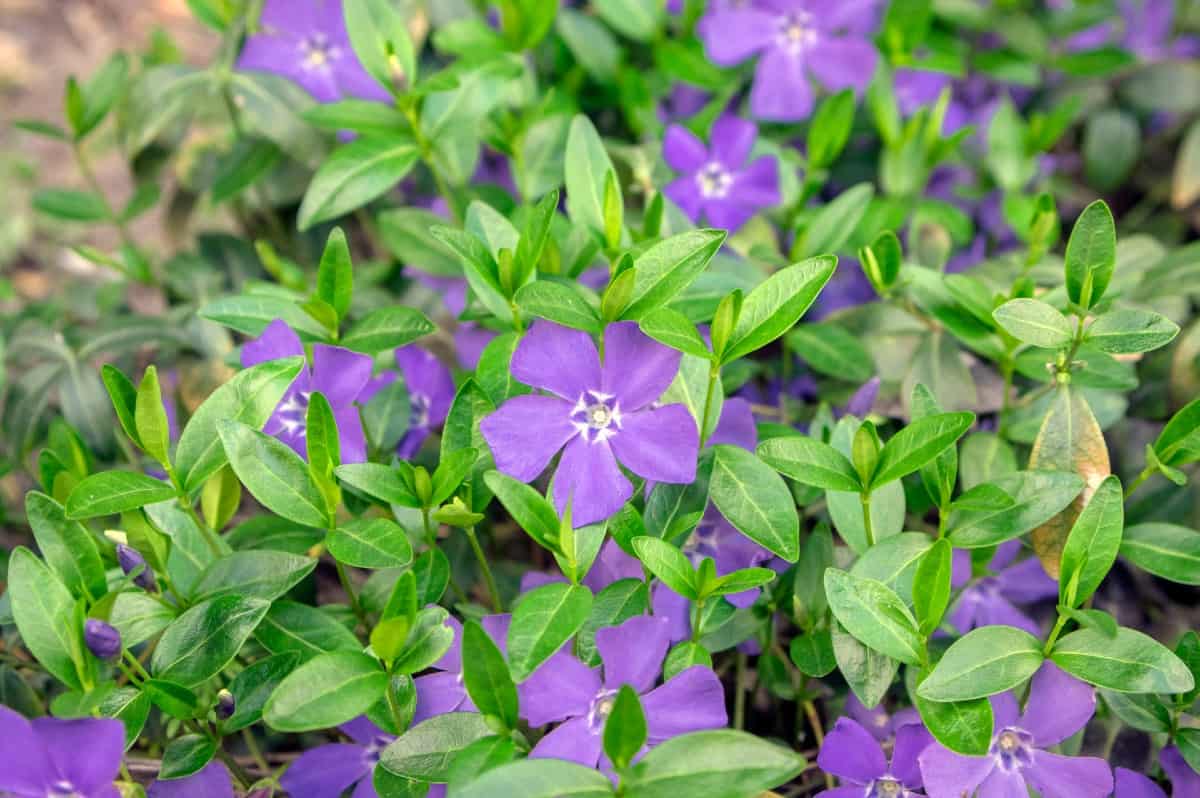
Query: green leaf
[
  {"left": 1058, "top": 475, "right": 1123, "bottom": 607},
  {"left": 264, "top": 650, "right": 388, "bottom": 732},
  {"left": 98, "top": 686, "right": 151, "bottom": 750},
  {"left": 757, "top": 434, "right": 861, "bottom": 492},
  {"left": 1086, "top": 308, "right": 1179, "bottom": 354},
  {"left": 159, "top": 734, "right": 215, "bottom": 780},
  {"left": 1059, "top": 606, "right": 1119, "bottom": 638},
  {"left": 253, "top": 600, "right": 361, "bottom": 663},
  {"left": 1120, "top": 523, "right": 1200, "bottom": 585},
  {"left": 64, "top": 471, "right": 176, "bottom": 519},
  {"left": 824, "top": 569, "right": 925, "bottom": 665},
  {"left": 577, "top": 578, "right": 650, "bottom": 666},
  {"left": 192, "top": 551, "right": 317, "bottom": 602},
  {"left": 1051, "top": 627, "right": 1196, "bottom": 694},
  {"left": 622, "top": 730, "right": 806, "bottom": 798},
  {"left": 1154, "top": 396, "right": 1200, "bottom": 467},
  {"left": 142, "top": 679, "right": 199, "bottom": 720},
  {"left": 32, "top": 188, "right": 110, "bottom": 222},
  {"left": 151, "top": 596, "right": 270, "bottom": 687},
  {"left": 379, "top": 712, "right": 493, "bottom": 781},
  {"left": 515, "top": 280, "right": 603, "bottom": 334},
  {"left": 484, "top": 471, "right": 560, "bottom": 554},
  {"left": 603, "top": 685, "right": 647, "bottom": 771},
  {"left": 565, "top": 115, "right": 618, "bottom": 237},
  {"left": 785, "top": 323, "right": 874, "bottom": 383},
  {"left": 175, "top": 357, "right": 305, "bottom": 493},
  {"left": 450, "top": 759, "right": 615, "bottom": 798},
  {"left": 432, "top": 225, "right": 511, "bottom": 324},
  {"left": 708, "top": 445, "right": 800, "bottom": 562},
  {"left": 343, "top": 0, "right": 413, "bottom": 93},
  {"left": 134, "top": 366, "right": 171, "bottom": 466},
  {"left": 832, "top": 622, "right": 898, "bottom": 708},
  {"left": 637, "top": 307, "right": 711, "bottom": 359},
  {"left": 316, "top": 228, "right": 354, "bottom": 322},
  {"left": 218, "top": 420, "right": 331, "bottom": 528},
  {"left": 335, "top": 463, "right": 421, "bottom": 508},
  {"left": 224, "top": 652, "right": 300, "bottom": 733},
  {"left": 807, "top": 89, "right": 856, "bottom": 169},
  {"left": 306, "top": 392, "right": 341, "bottom": 516},
  {"left": 632, "top": 536, "right": 697, "bottom": 600},
  {"left": 911, "top": 383, "right": 958, "bottom": 509},
  {"left": 913, "top": 539, "right": 953, "bottom": 637},
  {"left": 391, "top": 606, "right": 456, "bottom": 675},
  {"left": 327, "top": 518, "right": 414, "bottom": 569},
  {"left": 25, "top": 491, "right": 106, "bottom": 601},
  {"left": 947, "top": 470, "right": 1085, "bottom": 548},
  {"left": 199, "top": 295, "right": 328, "bottom": 340},
  {"left": 595, "top": 0, "right": 662, "bottom": 40},
  {"left": 794, "top": 183, "right": 874, "bottom": 259},
  {"left": 1176, "top": 728, "right": 1200, "bottom": 775},
  {"left": 109, "top": 593, "right": 175, "bottom": 648},
  {"left": 462, "top": 620, "right": 519, "bottom": 730},
  {"left": 789, "top": 631, "right": 836, "bottom": 677},
  {"left": 101, "top": 364, "right": 141, "bottom": 448},
  {"left": 1100, "top": 690, "right": 1172, "bottom": 733},
  {"left": 914, "top": 685, "right": 994, "bottom": 756},
  {"left": 918, "top": 625, "right": 1044, "bottom": 701},
  {"left": 871, "top": 412, "right": 974, "bottom": 488},
  {"left": 377, "top": 208, "right": 462, "bottom": 277},
  {"left": 507, "top": 582, "right": 594, "bottom": 682},
  {"left": 992, "top": 298, "right": 1074, "bottom": 349},
  {"left": 8, "top": 547, "right": 84, "bottom": 689},
  {"left": 1064, "top": 199, "right": 1116, "bottom": 308},
  {"left": 621, "top": 230, "right": 727, "bottom": 320},
  {"left": 723, "top": 256, "right": 837, "bottom": 363},
  {"left": 298, "top": 136, "right": 420, "bottom": 230}
]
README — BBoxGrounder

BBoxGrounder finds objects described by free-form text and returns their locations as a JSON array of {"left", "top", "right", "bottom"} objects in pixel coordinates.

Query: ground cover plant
[{"left": 2, "top": 0, "right": 1200, "bottom": 796}]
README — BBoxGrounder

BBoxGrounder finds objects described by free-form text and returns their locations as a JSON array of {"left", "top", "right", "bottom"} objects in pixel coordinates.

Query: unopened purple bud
[
  {"left": 116, "top": 543, "right": 156, "bottom": 590},
  {"left": 216, "top": 689, "right": 236, "bottom": 720},
  {"left": 85, "top": 619, "right": 122, "bottom": 661}
]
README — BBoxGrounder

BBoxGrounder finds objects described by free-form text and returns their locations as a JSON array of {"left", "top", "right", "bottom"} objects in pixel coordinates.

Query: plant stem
[
  {"left": 335, "top": 561, "right": 368, "bottom": 630},
  {"left": 860, "top": 492, "right": 875, "bottom": 548},
  {"left": 464, "top": 526, "right": 503, "bottom": 612},
  {"left": 1043, "top": 614, "right": 1068, "bottom": 657},
  {"left": 698, "top": 364, "right": 720, "bottom": 447},
  {"left": 241, "top": 728, "right": 270, "bottom": 774},
  {"left": 1125, "top": 466, "right": 1153, "bottom": 499},
  {"left": 733, "top": 651, "right": 748, "bottom": 730}
]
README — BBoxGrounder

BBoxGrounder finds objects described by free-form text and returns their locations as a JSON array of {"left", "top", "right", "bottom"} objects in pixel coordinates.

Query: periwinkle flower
[
  {"left": 0, "top": 704, "right": 124, "bottom": 798},
  {"left": 699, "top": 0, "right": 880, "bottom": 121},
  {"left": 480, "top": 321, "right": 699, "bottom": 527},
  {"left": 116, "top": 542, "right": 155, "bottom": 590},
  {"left": 148, "top": 761, "right": 235, "bottom": 798},
  {"left": 948, "top": 540, "right": 1058, "bottom": 637},
  {"left": 84, "top": 619, "right": 122, "bottom": 661},
  {"left": 1115, "top": 745, "right": 1200, "bottom": 797},
  {"left": 845, "top": 692, "right": 920, "bottom": 743},
  {"left": 817, "top": 717, "right": 933, "bottom": 797},
  {"left": 919, "top": 662, "right": 1113, "bottom": 798},
  {"left": 237, "top": 0, "right": 390, "bottom": 104},
  {"left": 242, "top": 319, "right": 373, "bottom": 464},
  {"left": 280, "top": 716, "right": 394, "bottom": 798},
  {"left": 523, "top": 615, "right": 727, "bottom": 767},
  {"left": 662, "top": 116, "right": 780, "bottom": 233},
  {"left": 412, "top": 615, "right": 508, "bottom": 724},
  {"left": 359, "top": 346, "right": 456, "bottom": 459}
]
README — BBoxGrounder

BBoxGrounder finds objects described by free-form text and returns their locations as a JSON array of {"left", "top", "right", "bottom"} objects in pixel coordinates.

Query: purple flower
[
  {"left": 1116, "top": 746, "right": 1200, "bottom": 797},
  {"left": 242, "top": 319, "right": 373, "bottom": 464},
  {"left": 480, "top": 321, "right": 699, "bottom": 527},
  {"left": 0, "top": 705, "right": 124, "bottom": 798},
  {"left": 359, "top": 346, "right": 456, "bottom": 459},
  {"left": 280, "top": 716, "right": 393, "bottom": 798},
  {"left": 948, "top": 540, "right": 1058, "bottom": 637},
  {"left": 699, "top": 0, "right": 880, "bottom": 121},
  {"left": 412, "top": 614, "right": 508, "bottom": 723},
  {"left": 520, "top": 538, "right": 645, "bottom": 595},
  {"left": 893, "top": 68, "right": 970, "bottom": 135},
  {"left": 238, "top": 0, "right": 390, "bottom": 103},
  {"left": 1121, "top": 0, "right": 1200, "bottom": 60},
  {"left": 116, "top": 542, "right": 156, "bottom": 590},
  {"left": 148, "top": 762, "right": 235, "bottom": 798},
  {"left": 411, "top": 273, "right": 500, "bottom": 370},
  {"left": 523, "top": 615, "right": 727, "bottom": 767},
  {"left": 845, "top": 692, "right": 920, "bottom": 743},
  {"left": 817, "top": 717, "right": 933, "bottom": 797},
  {"left": 663, "top": 116, "right": 780, "bottom": 233},
  {"left": 918, "top": 662, "right": 1112, "bottom": 798},
  {"left": 84, "top": 619, "right": 122, "bottom": 661}
]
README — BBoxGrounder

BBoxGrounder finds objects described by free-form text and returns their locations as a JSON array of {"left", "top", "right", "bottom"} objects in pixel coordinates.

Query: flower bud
[
  {"left": 216, "top": 688, "right": 236, "bottom": 720},
  {"left": 116, "top": 543, "right": 156, "bottom": 590},
  {"left": 85, "top": 619, "right": 122, "bottom": 661}
]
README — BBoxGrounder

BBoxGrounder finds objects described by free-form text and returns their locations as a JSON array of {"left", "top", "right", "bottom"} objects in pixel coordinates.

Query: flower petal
[
  {"left": 601, "top": 322, "right": 682, "bottom": 412},
  {"left": 519, "top": 648, "right": 602, "bottom": 727},
  {"left": 642, "top": 666, "right": 728, "bottom": 744},
  {"left": 609, "top": 405, "right": 698, "bottom": 484},
  {"left": 412, "top": 672, "right": 469, "bottom": 724},
  {"left": 598, "top": 615, "right": 670, "bottom": 694},
  {"left": 34, "top": 716, "right": 124, "bottom": 792},
  {"left": 333, "top": 404, "right": 369, "bottom": 464},
  {"left": 665, "top": 176, "right": 705, "bottom": 224},
  {"left": 1024, "top": 750, "right": 1113, "bottom": 798},
  {"left": 732, "top": 155, "right": 780, "bottom": 208},
  {"left": 512, "top": 321, "right": 601, "bottom": 401},
  {"left": 711, "top": 115, "right": 757, "bottom": 168},
  {"left": 664, "top": 125, "right": 709, "bottom": 172},
  {"left": 1019, "top": 662, "right": 1095, "bottom": 747},
  {"left": 279, "top": 744, "right": 370, "bottom": 798},
  {"left": 242, "top": 318, "right": 303, "bottom": 367},
  {"left": 917, "top": 745, "right": 995, "bottom": 798},
  {"left": 481, "top": 394, "right": 578, "bottom": 482},
  {"left": 1160, "top": 745, "right": 1200, "bottom": 796},
  {"left": 750, "top": 46, "right": 813, "bottom": 122},
  {"left": 977, "top": 767, "right": 1030, "bottom": 798},
  {"left": 396, "top": 346, "right": 456, "bottom": 425},
  {"left": 708, "top": 398, "right": 757, "bottom": 451},
  {"left": 816, "top": 718, "right": 887, "bottom": 784},
  {"left": 529, "top": 716, "right": 604, "bottom": 767},
  {"left": 1114, "top": 768, "right": 1167, "bottom": 798},
  {"left": 807, "top": 37, "right": 878, "bottom": 93},
  {"left": 650, "top": 583, "right": 694, "bottom": 643},
  {"left": 148, "top": 762, "right": 236, "bottom": 798},
  {"left": 551, "top": 436, "right": 633, "bottom": 527},
  {"left": 313, "top": 345, "right": 374, "bottom": 407},
  {"left": 891, "top": 722, "right": 935, "bottom": 789},
  {"left": 703, "top": 198, "right": 757, "bottom": 234},
  {"left": 0, "top": 706, "right": 55, "bottom": 795},
  {"left": 699, "top": 9, "right": 777, "bottom": 65},
  {"left": 994, "top": 556, "right": 1059, "bottom": 603}
]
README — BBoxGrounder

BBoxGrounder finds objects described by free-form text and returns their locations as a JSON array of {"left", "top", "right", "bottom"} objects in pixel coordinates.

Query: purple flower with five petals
[
  {"left": 947, "top": 540, "right": 1058, "bottom": 637},
  {"left": 522, "top": 615, "right": 728, "bottom": 767},
  {"left": 279, "top": 716, "right": 394, "bottom": 798},
  {"left": 699, "top": 0, "right": 880, "bottom": 121},
  {"left": 412, "top": 615, "right": 509, "bottom": 724},
  {"left": 359, "top": 346, "right": 456, "bottom": 459},
  {"left": 480, "top": 321, "right": 699, "bottom": 527},
  {"left": 1116, "top": 745, "right": 1200, "bottom": 797},
  {"left": 242, "top": 319, "right": 374, "bottom": 464},
  {"left": 238, "top": 0, "right": 390, "bottom": 104},
  {"left": 918, "top": 662, "right": 1113, "bottom": 798},
  {"left": 0, "top": 705, "right": 124, "bottom": 798},
  {"left": 817, "top": 717, "right": 934, "bottom": 797},
  {"left": 663, "top": 116, "right": 780, "bottom": 233},
  {"left": 148, "top": 762, "right": 235, "bottom": 798}
]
